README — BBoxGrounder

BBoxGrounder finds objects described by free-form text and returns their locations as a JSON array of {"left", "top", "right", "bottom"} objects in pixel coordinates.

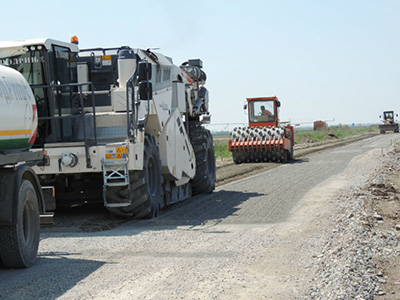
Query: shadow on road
[
  {"left": 0, "top": 253, "right": 105, "bottom": 300},
  {"left": 133, "top": 190, "right": 265, "bottom": 228},
  {"left": 42, "top": 189, "right": 265, "bottom": 238},
  {"left": 291, "top": 158, "right": 310, "bottom": 164}
]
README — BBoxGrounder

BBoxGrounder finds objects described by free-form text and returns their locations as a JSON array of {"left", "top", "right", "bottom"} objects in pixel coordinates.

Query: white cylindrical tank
[
  {"left": 117, "top": 49, "right": 136, "bottom": 88},
  {"left": 0, "top": 65, "right": 37, "bottom": 151}
]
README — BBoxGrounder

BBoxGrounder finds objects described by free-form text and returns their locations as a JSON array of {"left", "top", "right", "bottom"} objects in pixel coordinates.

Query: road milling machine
[
  {"left": 228, "top": 96, "right": 294, "bottom": 164},
  {"left": 0, "top": 38, "right": 216, "bottom": 218}
]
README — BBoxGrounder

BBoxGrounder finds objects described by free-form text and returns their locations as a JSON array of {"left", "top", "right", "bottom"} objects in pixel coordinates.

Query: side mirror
[
  {"left": 139, "top": 82, "right": 153, "bottom": 100},
  {"left": 138, "top": 61, "right": 152, "bottom": 81},
  {"left": 276, "top": 101, "right": 281, "bottom": 108},
  {"left": 243, "top": 103, "right": 248, "bottom": 110}
]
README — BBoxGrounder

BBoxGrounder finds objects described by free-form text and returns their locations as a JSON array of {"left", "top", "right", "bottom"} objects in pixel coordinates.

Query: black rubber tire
[
  {"left": 189, "top": 122, "right": 216, "bottom": 195},
  {"left": 0, "top": 180, "right": 40, "bottom": 268},
  {"left": 287, "top": 129, "right": 294, "bottom": 161},
  {"left": 106, "top": 134, "right": 163, "bottom": 219},
  {"left": 232, "top": 152, "right": 243, "bottom": 164}
]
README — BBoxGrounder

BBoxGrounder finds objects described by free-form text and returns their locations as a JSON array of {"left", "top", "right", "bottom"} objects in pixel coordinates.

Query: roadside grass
[
  {"left": 214, "top": 139, "right": 232, "bottom": 160},
  {"left": 295, "top": 125, "right": 378, "bottom": 144},
  {"left": 212, "top": 125, "right": 378, "bottom": 159}
]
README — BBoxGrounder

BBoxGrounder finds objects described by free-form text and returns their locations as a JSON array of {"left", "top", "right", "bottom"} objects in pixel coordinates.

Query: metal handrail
[
  {"left": 31, "top": 81, "right": 97, "bottom": 168},
  {"left": 126, "top": 70, "right": 137, "bottom": 141},
  {"left": 125, "top": 60, "right": 152, "bottom": 142}
]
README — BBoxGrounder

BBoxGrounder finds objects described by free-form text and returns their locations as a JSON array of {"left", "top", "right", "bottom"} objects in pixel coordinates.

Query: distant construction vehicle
[
  {"left": 379, "top": 111, "right": 399, "bottom": 134},
  {"left": 313, "top": 120, "right": 327, "bottom": 131},
  {"left": 228, "top": 96, "right": 294, "bottom": 164},
  {"left": 0, "top": 37, "right": 216, "bottom": 219}
]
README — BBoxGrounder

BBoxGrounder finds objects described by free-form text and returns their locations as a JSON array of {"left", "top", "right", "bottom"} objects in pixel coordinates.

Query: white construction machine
[{"left": 0, "top": 37, "right": 216, "bottom": 219}]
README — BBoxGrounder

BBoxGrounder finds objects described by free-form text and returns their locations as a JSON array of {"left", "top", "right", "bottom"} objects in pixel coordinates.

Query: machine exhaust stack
[{"left": 118, "top": 49, "right": 136, "bottom": 88}]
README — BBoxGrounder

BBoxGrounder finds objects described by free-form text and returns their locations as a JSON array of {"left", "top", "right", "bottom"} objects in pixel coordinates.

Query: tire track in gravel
[
  {"left": 216, "top": 133, "right": 377, "bottom": 187},
  {"left": 134, "top": 135, "right": 376, "bottom": 228},
  {"left": 44, "top": 133, "right": 378, "bottom": 232}
]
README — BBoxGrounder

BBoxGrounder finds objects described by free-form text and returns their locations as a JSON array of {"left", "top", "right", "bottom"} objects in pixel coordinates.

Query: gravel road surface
[{"left": 0, "top": 134, "right": 399, "bottom": 299}]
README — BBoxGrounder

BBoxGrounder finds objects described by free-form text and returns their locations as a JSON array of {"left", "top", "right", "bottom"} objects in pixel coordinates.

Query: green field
[
  {"left": 294, "top": 125, "right": 378, "bottom": 144},
  {"left": 213, "top": 125, "right": 378, "bottom": 159},
  {"left": 214, "top": 138, "right": 232, "bottom": 160}
]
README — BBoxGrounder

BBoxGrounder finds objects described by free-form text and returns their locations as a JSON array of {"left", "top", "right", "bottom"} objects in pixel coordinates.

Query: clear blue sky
[{"left": 1, "top": 0, "right": 399, "bottom": 129}]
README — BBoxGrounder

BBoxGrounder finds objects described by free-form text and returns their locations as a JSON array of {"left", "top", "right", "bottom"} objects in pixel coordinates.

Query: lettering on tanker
[
  {"left": 0, "top": 76, "right": 30, "bottom": 102},
  {"left": 0, "top": 76, "right": 12, "bottom": 102}
]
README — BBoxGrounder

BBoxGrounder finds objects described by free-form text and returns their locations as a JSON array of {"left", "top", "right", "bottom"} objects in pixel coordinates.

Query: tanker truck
[
  {"left": 0, "top": 65, "right": 50, "bottom": 268},
  {"left": 0, "top": 38, "right": 215, "bottom": 219}
]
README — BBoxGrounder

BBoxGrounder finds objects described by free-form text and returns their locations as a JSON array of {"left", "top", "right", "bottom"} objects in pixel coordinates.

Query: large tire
[
  {"left": 0, "top": 180, "right": 40, "bottom": 268},
  {"left": 287, "top": 129, "right": 294, "bottom": 161},
  {"left": 232, "top": 152, "right": 244, "bottom": 164},
  {"left": 189, "top": 122, "right": 216, "bottom": 195},
  {"left": 106, "top": 134, "right": 163, "bottom": 219}
]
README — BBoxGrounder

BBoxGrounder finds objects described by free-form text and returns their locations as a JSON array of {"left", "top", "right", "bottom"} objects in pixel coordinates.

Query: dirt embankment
[
  {"left": 307, "top": 139, "right": 400, "bottom": 299},
  {"left": 362, "top": 144, "right": 400, "bottom": 298}
]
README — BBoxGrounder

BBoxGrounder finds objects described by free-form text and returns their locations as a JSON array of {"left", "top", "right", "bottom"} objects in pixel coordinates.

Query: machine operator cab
[
  {"left": 0, "top": 38, "right": 185, "bottom": 149},
  {"left": 0, "top": 38, "right": 143, "bottom": 147},
  {"left": 0, "top": 38, "right": 80, "bottom": 147},
  {"left": 381, "top": 111, "right": 397, "bottom": 124},
  {"left": 246, "top": 96, "right": 280, "bottom": 127}
]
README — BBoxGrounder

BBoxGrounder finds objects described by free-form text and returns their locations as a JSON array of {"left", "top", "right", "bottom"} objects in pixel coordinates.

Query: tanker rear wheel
[
  {"left": 106, "top": 134, "right": 163, "bottom": 219},
  {"left": 190, "top": 122, "right": 216, "bottom": 195},
  {"left": 0, "top": 180, "right": 40, "bottom": 268}
]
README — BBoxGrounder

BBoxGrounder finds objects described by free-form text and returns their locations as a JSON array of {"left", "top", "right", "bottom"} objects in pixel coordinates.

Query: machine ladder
[{"left": 102, "top": 158, "right": 131, "bottom": 207}]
